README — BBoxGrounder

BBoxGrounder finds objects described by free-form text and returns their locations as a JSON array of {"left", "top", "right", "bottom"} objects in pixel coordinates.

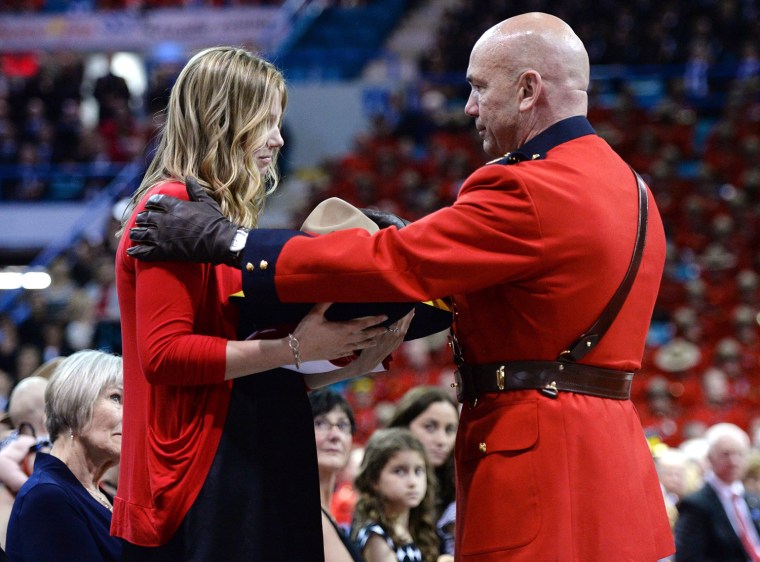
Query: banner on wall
[{"left": 0, "top": 7, "right": 285, "bottom": 54}]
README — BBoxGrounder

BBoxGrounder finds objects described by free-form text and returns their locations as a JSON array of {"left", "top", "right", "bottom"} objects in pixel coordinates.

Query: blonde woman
[{"left": 114, "top": 47, "right": 408, "bottom": 560}]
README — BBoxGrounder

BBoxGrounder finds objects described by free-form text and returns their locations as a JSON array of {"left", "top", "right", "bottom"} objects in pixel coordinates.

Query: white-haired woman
[{"left": 6, "top": 350, "right": 123, "bottom": 561}]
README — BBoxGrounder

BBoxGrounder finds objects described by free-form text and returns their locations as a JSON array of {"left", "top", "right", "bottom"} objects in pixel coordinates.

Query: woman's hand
[
  {"left": 303, "top": 310, "right": 413, "bottom": 389},
  {"left": 225, "top": 304, "right": 411, "bottom": 382},
  {"left": 292, "top": 303, "right": 390, "bottom": 364},
  {"left": 0, "top": 435, "right": 37, "bottom": 492}
]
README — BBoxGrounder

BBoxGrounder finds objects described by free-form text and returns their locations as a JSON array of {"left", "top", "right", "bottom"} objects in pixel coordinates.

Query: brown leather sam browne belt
[
  {"left": 454, "top": 361, "right": 633, "bottom": 403},
  {"left": 450, "top": 168, "right": 647, "bottom": 405}
]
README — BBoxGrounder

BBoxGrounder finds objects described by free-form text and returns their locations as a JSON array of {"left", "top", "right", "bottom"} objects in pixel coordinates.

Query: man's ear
[{"left": 518, "top": 70, "right": 542, "bottom": 111}]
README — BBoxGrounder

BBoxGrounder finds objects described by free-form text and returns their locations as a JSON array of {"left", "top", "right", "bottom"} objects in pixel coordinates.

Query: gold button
[
  {"left": 259, "top": 260, "right": 268, "bottom": 270},
  {"left": 479, "top": 442, "right": 487, "bottom": 454},
  {"left": 246, "top": 262, "right": 254, "bottom": 271}
]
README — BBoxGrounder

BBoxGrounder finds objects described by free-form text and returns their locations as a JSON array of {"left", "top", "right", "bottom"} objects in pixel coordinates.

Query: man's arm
[
  {"left": 127, "top": 177, "right": 242, "bottom": 266},
  {"left": 128, "top": 177, "right": 410, "bottom": 265}
]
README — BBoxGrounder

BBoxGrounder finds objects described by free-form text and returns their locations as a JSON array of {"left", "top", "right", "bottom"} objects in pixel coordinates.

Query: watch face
[{"left": 230, "top": 229, "right": 248, "bottom": 252}]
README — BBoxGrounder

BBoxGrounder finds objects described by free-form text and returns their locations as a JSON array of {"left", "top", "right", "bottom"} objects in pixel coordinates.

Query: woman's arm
[{"left": 225, "top": 303, "right": 392, "bottom": 381}]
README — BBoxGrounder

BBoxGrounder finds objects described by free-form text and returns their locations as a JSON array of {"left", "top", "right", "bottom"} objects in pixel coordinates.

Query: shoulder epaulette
[{"left": 488, "top": 151, "right": 545, "bottom": 165}]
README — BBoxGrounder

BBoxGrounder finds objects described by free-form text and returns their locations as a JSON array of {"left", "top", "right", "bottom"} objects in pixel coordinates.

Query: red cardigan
[{"left": 112, "top": 181, "right": 240, "bottom": 546}]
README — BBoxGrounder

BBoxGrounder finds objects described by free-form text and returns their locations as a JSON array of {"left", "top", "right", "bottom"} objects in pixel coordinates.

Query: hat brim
[
  {"left": 231, "top": 295, "right": 451, "bottom": 342},
  {"left": 235, "top": 197, "right": 452, "bottom": 341}
]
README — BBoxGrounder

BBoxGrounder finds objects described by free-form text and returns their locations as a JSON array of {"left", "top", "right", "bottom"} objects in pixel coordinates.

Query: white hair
[
  {"left": 704, "top": 422, "right": 750, "bottom": 454},
  {"left": 45, "top": 350, "right": 123, "bottom": 442}
]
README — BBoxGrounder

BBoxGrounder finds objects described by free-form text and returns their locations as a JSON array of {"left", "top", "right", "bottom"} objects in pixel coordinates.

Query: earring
[{"left": 69, "top": 429, "right": 74, "bottom": 441}]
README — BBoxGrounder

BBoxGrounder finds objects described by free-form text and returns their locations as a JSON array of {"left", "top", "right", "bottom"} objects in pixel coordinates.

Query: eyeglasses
[
  {"left": 17, "top": 423, "right": 36, "bottom": 438},
  {"left": 314, "top": 418, "right": 353, "bottom": 435}
]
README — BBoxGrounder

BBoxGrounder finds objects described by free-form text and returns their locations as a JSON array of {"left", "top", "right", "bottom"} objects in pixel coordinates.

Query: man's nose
[{"left": 465, "top": 94, "right": 478, "bottom": 116}]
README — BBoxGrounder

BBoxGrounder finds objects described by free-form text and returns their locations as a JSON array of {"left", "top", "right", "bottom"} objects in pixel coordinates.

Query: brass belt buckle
[{"left": 497, "top": 365, "right": 505, "bottom": 390}]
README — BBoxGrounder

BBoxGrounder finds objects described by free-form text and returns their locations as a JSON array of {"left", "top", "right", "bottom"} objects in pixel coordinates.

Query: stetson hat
[{"left": 232, "top": 197, "right": 452, "bottom": 342}]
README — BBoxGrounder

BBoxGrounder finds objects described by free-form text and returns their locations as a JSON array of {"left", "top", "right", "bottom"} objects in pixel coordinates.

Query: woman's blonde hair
[{"left": 120, "top": 46, "right": 287, "bottom": 233}]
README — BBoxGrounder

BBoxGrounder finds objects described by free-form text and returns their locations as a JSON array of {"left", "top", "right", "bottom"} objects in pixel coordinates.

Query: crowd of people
[
  {"left": 0, "top": 51, "right": 150, "bottom": 201},
  {"left": 422, "top": 0, "right": 760, "bottom": 71},
  {"left": 0, "top": 0, "right": 282, "bottom": 13}
]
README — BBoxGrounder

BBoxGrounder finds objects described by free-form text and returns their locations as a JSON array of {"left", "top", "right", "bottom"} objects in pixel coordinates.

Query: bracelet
[{"left": 287, "top": 333, "right": 302, "bottom": 369}]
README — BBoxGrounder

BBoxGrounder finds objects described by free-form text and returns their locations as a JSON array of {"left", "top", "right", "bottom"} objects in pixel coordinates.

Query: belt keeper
[
  {"left": 540, "top": 381, "right": 559, "bottom": 398},
  {"left": 455, "top": 365, "right": 477, "bottom": 404}
]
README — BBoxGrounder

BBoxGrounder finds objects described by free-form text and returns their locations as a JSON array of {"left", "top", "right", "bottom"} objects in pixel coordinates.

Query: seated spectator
[
  {"left": 309, "top": 388, "right": 362, "bottom": 562},
  {"left": 674, "top": 423, "right": 760, "bottom": 561},
  {"left": 0, "top": 372, "right": 52, "bottom": 549},
  {"left": 6, "top": 350, "right": 122, "bottom": 561},
  {"left": 744, "top": 449, "right": 760, "bottom": 496},
  {"left": 655, "top": 447, "right": 691, "bottom": 529},
  {"left": 386, "top": 385, "right": 459, "bottom": 556},
  {"left": 350, "top": 427, "right": 447, "bottom": 562},
  {"left": 331, "top": 444, "right": 363, "bottom": 529},
  {"left": 0, "top": 435, "right": 35, "bottom": 551}
]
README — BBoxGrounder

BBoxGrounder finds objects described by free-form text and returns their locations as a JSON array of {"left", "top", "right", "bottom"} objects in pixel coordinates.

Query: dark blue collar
[{"left": 519, "top": 115, "right": 595, "bottom": 157}]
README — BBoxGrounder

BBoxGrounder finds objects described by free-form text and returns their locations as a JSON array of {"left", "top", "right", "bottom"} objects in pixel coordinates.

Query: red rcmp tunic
[{"left": 242, "top": 117, "right": 675, "bottom": 561}]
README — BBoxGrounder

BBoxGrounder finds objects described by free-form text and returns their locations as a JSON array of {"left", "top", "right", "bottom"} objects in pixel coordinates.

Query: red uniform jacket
[{"left": 242, "top": 117, "right": 675, "bottom": 561}]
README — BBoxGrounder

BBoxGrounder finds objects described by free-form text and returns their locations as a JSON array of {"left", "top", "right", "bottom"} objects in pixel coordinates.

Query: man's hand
[
  {"left": 127, "top": 176, "right": 242, "bottom": 266},
  {"left": 360, "top": 208, "right": 411, "bottom": 230}
]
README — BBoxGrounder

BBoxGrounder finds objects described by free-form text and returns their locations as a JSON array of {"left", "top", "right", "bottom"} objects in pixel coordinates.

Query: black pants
[{"left": 121, "top": 370, "right": 325, "bottom": 562}]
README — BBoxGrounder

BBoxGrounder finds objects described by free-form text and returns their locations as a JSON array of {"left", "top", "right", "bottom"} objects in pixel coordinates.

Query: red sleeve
[
  {"left": 130, "top": 182, "right": 231, "bottom": 385},
  {"left": 270, "top": 165, "right": 543, "bottom": 302}
]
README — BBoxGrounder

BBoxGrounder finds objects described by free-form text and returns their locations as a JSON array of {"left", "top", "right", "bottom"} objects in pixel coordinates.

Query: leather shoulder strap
[{"left": 559, "top": 169, "right": 649, "bottom": 362}]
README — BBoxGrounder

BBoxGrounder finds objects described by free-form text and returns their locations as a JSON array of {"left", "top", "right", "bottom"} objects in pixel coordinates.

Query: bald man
[
  {"left": 0, "top": 376, "right": 49, "bottom": 549},
  {"left": 7, "top": 376, "right": 48, "bottom": 440},
  {"left": 127, "top": 13, "right": 674, "bottom": 561}
]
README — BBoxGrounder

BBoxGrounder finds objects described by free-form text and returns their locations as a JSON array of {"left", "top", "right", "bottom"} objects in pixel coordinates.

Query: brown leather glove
[{"left": 127, "top": 176, "right": 243, "bottom": 266}]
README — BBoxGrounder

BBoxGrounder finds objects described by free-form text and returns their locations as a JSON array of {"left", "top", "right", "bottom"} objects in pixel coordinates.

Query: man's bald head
[
  {"left": 477, "top": 13, "right": 589, "bottom": 89},
  {"left": 8, "top": 376, "right": 48, "bottom": 436},
  {"left": 466, "top": 12, "right": 590, "bottom": 151}
]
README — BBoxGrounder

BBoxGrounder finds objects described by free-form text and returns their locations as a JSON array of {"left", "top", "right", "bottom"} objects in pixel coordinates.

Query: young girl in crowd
[
  {"left": 351, "top": 427, "right": 440, "bottom": 562},
  {"left": 387, "top": 386, "right": 458, "bottom": 555}
]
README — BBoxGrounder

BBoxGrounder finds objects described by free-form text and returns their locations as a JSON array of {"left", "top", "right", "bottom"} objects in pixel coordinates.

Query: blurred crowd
[
  {"left": 423, "top": 0, "right": 760, "bottom": 71},
  {"left": 0, "top": 0, "right": 281, "bottom": 12}
]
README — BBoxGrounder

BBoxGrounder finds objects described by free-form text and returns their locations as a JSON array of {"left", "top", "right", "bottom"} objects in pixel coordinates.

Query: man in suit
[
  {"left": 126, "top": 12, "right": 674, "bottom": 561},
  {"left": 675, "top": 423, "right": 760, "bottom": 561}
]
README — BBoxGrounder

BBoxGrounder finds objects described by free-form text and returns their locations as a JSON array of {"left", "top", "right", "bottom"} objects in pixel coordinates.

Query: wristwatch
[{"left": 229, "top": 228, "right": 250, "bottom": 265}]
